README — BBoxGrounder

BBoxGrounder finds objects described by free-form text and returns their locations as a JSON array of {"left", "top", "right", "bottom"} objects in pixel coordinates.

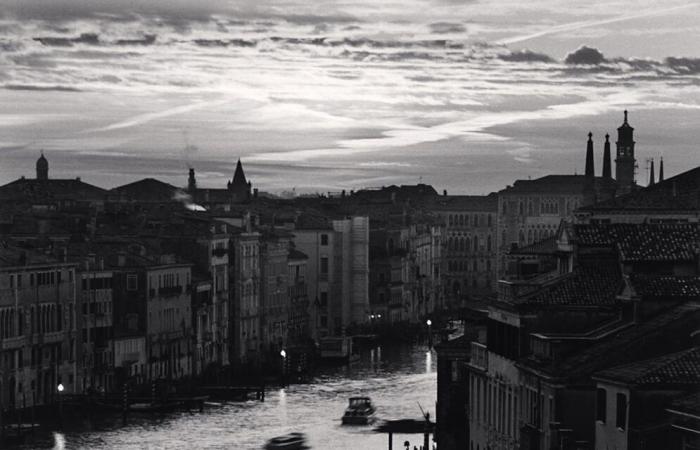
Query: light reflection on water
[{"left": 19, "top": 344, "right": 436, "bottom": 450}]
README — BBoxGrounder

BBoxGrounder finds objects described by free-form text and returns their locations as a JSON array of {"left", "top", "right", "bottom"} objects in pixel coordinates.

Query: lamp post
[
  {"left": 426, "top": 319, "right": 432, "bottom": 349},
  {"left": 280, "top": 349, "right": 287, "bottom": 387},
  {"left": 57, "top": 383, "right": 64, "bottom": 427}
]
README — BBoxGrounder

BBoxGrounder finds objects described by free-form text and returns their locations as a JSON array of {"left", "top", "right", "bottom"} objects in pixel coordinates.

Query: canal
[{"left": 16, "top": 343, "right": 437, "bottom": 449}]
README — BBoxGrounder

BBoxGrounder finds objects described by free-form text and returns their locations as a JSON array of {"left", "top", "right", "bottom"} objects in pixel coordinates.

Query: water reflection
[
  {"left": 16, "top": 343, "right": 436, "bottom": 450},
  {"left": 51, "top": 432, "right": 65, "bottom": 450}
]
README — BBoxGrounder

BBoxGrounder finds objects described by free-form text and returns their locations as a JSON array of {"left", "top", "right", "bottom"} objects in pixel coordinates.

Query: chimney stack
[
  {"left": 649, "top": 158, "right": 655, "bottom": 186},
  {"left": 659, "top": 157, "right": 664, "bottom": 182}
]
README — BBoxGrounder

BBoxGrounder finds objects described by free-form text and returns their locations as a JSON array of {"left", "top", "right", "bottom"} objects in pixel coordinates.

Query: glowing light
[
  {"left": 57, "top": 383, "right": 64, "bottom": 392},
  {"left": 426, "top": 319, "right": 432, "bottom": 326},
  {"left": 280, "top": 349, "right": 287, "bottom": 358}
]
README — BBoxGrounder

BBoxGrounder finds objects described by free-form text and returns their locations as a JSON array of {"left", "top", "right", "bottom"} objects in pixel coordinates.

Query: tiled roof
[
  {"left": 509, "top": 235, "right": 558, "bottom": 255},
  {"left": 574, "top": 223, "right": 699, "bottom": 262},
  {"left": 515, "top": 263, "right": 621, "bottom": 307},
  {"left": 524, "top": 303, "right": 700, "bottom": 381},
  {"left": 595, "top": 347, "right": 700, "bottom": 386},
  {"left": 580, "top": 166, "right": 700, "bottom": 212},
  {"left": 629, "top": 275, "right": 700, "bottom": 299}
]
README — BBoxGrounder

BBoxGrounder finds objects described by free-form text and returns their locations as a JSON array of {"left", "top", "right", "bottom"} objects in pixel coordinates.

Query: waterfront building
[
  {"left": 0, "top": 245, "right": 78, "bottom": 410},
  {"left": 229, "top": 225, "right": 262, "bottom": 371},
  {"left": 259, "top": 228, "right": 293, "bottom": 368}
]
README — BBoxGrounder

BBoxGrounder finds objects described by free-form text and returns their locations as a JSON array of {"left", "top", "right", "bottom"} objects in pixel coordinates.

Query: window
[
  {"left": 320, "top": 292, "right": 328, "bottom": 307},
  {"left": 126, "top": 274, "right": 138, "bottom": 291},
  {"left": 321, "top": 234, "right": 329, "bottom": 246},
  {"left": 596, "top": 388, "right": 606, "bottom": 422},
  {"left": 616, "top": 393, "right": 627, "bottom": 429}
]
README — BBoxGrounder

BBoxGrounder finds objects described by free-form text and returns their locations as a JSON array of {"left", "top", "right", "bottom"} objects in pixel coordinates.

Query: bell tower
[{"left": 615, "top": 110, "right": 636, "bottom": 195}]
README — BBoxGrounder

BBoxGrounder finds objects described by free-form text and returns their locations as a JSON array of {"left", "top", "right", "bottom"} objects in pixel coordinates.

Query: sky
[{"left": 1, "top": 0, "right": 699, "bottom": 194}]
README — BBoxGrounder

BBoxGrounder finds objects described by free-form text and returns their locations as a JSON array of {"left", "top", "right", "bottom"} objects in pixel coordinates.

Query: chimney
[
  {"left": 585, "top": 132, "right": 594, "bottom": 178},
  {"left": 443, "top": 189, "right": 447, "bottom": 196},
  {"left": 649, "top": 158, "right": 655, "bottom": 186},
  {"left": 659, "top": 157, "right": 664, "bottom": 182},
  {"left": 602, "top": 134, "right": 612, "bottom": 178}
]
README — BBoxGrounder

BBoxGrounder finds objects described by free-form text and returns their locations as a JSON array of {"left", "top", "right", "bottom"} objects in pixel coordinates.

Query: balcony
[{"left": 469, "top": 342, "right": 488, "bottom": 371}]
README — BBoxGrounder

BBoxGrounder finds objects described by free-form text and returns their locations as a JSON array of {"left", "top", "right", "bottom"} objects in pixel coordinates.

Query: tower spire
[
  {"left": 649, "top": 158, "right": 655, "bottom": 186},
  {"left": 602, "top": 133, "right": 612, "bottom": 178},
  {"left": 659, "top": 157, "right": 664, "bottom": 182},
  {"left": 615, "top": 110, "right": 636, "bottom": 195},
  {"left": 187, "top": 167, "right": 197, "bottom": 192},
  {"left": 585, "top": 131, "right": 595, "bottom": 178}
]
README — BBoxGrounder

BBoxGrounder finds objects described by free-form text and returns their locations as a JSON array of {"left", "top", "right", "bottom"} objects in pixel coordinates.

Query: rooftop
[{"left": 595, "top": 346, "right": 700, "bottom": 387}]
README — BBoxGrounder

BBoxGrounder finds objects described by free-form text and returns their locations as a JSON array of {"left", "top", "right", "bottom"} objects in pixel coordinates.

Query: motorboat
[
  {"left": 264, "top": 432, "right": 307, "bottom": 450},
  {"left": 341, "top": 397, "right": 376, "bottom": 425}
]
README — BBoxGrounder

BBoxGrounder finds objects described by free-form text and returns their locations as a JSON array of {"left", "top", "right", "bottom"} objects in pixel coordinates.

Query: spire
[
  {"left": 585, "top": 131, "right": 595, "bottom": 178},
  {"left": 187, "top": 167, "right": 197, "bottom": 192},
  {"left": 649, "top": 158, "right": 655, "bottom": 186},
  {"left": 602, "top": 133, "right": 612, "bottom": 178},
  {"left": 659, "top": 157, "right": 664, "bottom": 182},
  {"left": 624, "top": 109, "right": 628, "bottom": 124},
  {"left": 228, "top": 158, "right": 252, "bottom": 201},
  {"left": 36, "top": 150, "right": 48, "bottom": 180}
]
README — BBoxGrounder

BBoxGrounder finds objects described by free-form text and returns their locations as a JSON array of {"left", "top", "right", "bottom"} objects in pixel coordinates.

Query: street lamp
[
  {"left": 426, "top": 319, "right": 433, "bottom": 349},
  {"left": 57, "top": 383, "right": 65, "bottom": 427},
  {"left": 280, "top": 349, "right": 287, "bottom": 387}
]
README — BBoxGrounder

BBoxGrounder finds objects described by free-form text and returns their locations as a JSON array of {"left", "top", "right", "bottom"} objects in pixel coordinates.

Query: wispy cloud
[{"left": 496, "top": 4, "right": 698, "bottom": 45}]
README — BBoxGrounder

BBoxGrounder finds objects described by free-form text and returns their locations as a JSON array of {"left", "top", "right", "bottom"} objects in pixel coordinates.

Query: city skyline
[{"left": 1, "top": 0, "right": 700, "bottom": 194}]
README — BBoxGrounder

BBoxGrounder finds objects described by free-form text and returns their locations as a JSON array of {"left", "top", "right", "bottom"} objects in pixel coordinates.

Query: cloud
[
  {"left": 3, "top": 84, "right": 82, "bottom": 92},
  {"left": 429, "top": 22, "right": 466, "bottom": 34},
  {"left": 87, "top": 99, "right": 229, "bottom": 133},
  {"left": 34, "top": 33, "right": 100, "bottom": 47},
  {"left": 498, "top": 49, "right": 553, "bottom": 63},
  {"left": 565, "top": 46, "right": 606, "bottom": 65},
  {"left": 664, "top": 57, "right": 700, "bottom": 75},
  {"left": 496, "top": 4, "right": 697, "bottom": 45}
]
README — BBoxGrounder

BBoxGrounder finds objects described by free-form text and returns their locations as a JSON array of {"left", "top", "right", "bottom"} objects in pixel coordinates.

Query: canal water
[{"left": 16, "top": 343, "right": 437, "bottom": 449}]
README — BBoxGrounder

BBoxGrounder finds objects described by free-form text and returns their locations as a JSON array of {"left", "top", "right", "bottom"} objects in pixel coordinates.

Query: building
[
  {"left": 229, "top": 226, "right": 262, "bottom": 371},
  {"left": 0, "top": 153, "right": 107, "bottom": 210},
  {"left": 0, "top": 245, "right": 78, "bottom": 411},
  {"left": 593, "top": 347, "right": 700, "bottom": 450},
  {"left": 429, "top": 194, "right": 498, "bottom": 302}
]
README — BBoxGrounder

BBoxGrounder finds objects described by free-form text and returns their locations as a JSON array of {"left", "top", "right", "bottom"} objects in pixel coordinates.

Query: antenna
[{"left": 417, "top": 402, "right": 429, "bottom": 420}]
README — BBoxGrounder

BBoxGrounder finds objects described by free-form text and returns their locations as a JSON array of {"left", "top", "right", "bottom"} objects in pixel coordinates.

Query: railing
[{"left": 470, "top": 342, "right": 488, "bottom": 370}]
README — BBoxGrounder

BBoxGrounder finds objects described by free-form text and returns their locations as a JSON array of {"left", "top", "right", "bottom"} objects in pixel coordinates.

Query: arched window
[
  {"left": 528, "top": 229, "right": 533, "bottom": 244},
  {"left": 465, "top": 237, "right": 470, "bottom": 251},
  {"left": 488, "top": 214, "right": 492, "bottom": 227},
  {"left": 487, "top": 235, "right": 492, "bottom": 251},
  {"left": 502, "top": 202, "right": 507, "bottom": 214},
  {"left": 473, "top": 261, "right": 478, "bottom": 271},
  {"left": 473, "top": 235, "right": 479, "bottom": 250},
  {"left": 448, "top": 215, "right": 453, "bottom": 226},
  {"left": 528, "top": 201, "right": 533, "bottom": 215},
  {"left": 519, "top": 230, "right": 525, "bottom": 246},
  {"left": 502, "top": 230, "right": 506, "bottom": 245},
  {"left": 519, "top": 202, "right": 523, "bottom": 215}
]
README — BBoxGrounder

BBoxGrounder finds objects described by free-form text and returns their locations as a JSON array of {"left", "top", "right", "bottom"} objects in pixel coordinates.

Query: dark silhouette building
[
  {"left": 227, "top": 159, "right": 252, "bottom": 202},
  {"left": 616, "top": 110, "right": 637, "bottom": 195}
]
